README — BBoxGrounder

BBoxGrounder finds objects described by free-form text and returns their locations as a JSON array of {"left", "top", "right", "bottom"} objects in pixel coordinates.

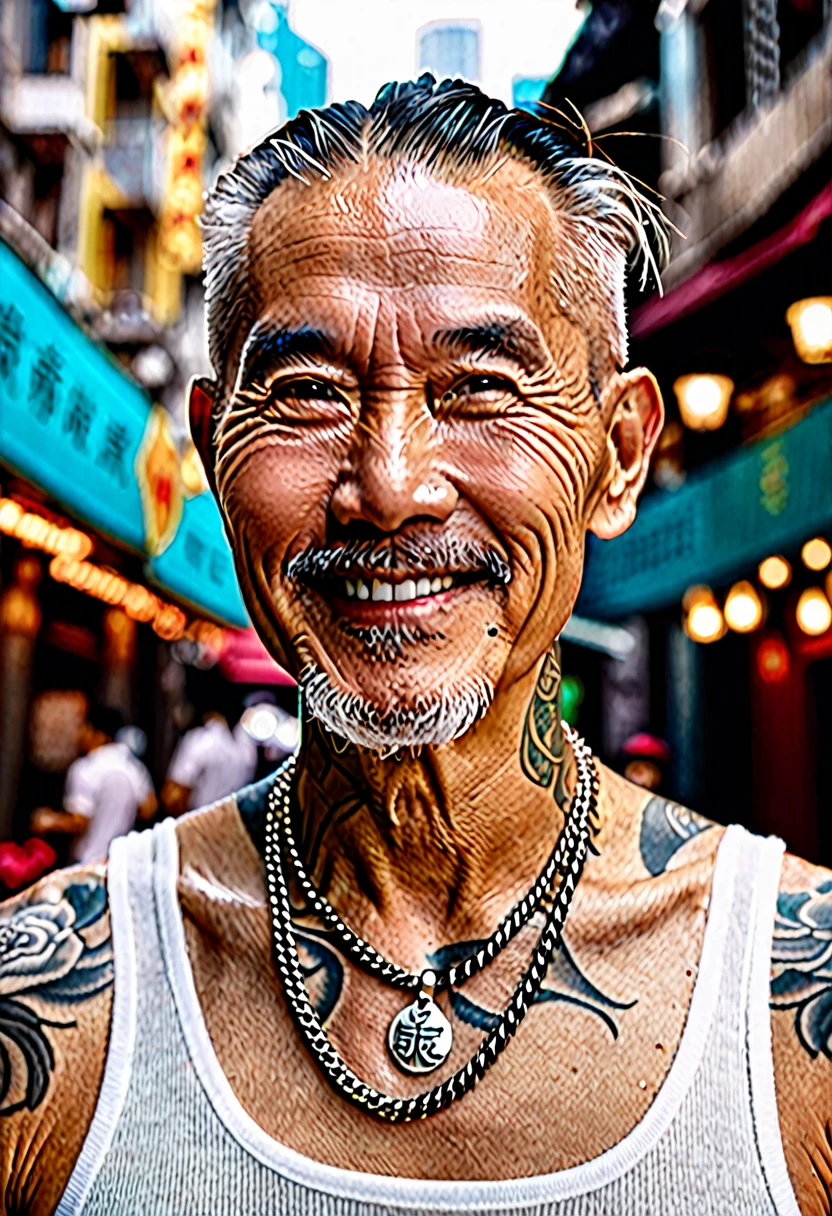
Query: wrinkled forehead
[{"left": 245, "top": 159, "right": 569, "bottom": 351}]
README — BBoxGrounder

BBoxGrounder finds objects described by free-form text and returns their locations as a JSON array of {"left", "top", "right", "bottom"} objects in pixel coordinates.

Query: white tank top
[{"left": 56, "top": 813, "right": 801, "bottom": 1216}]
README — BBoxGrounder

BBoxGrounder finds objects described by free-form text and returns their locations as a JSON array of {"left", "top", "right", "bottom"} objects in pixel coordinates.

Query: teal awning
[
  {"left": 0, "top": 237, "right": 248, "bottom": 628},
  {"left": 578, "top": 395, "right": 832, "bottom": 620}
]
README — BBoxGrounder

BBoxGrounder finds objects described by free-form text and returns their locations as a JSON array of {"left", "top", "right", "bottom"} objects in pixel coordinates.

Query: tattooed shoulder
[
  {"left": 639, "top": 796, "right": 714, "bottom": 877},
  {"left": 0, "top": 867, "right": 112, "bottom": 1119},
  {"left": 771, "top": 855, "right": 832, "bottom": 1061}
]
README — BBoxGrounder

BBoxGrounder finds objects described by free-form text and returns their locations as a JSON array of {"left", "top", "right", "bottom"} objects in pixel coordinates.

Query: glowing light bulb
[
  {"left": 724, "top": 581, "right": 763, "bottom": 633},
  {"left": 787, "top": 298, "right": 832, "bottom": 364},
  {"left": 758, "top": 555, "right": 791, "bottom": 590},
  {"left": 796, "top": 587, "right": 832, "bottom": 636},
  {"left": 673, "top": 374, "right": 734, "bottom": 432},
  {"left": 684, "top": 586, "right": 724, "bottom": 643},
  {"left": 802, "top": 537, "right": 832, "bottom": 572}
]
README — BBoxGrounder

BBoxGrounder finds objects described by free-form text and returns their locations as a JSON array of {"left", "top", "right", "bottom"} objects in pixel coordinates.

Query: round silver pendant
[{"left": 387, "top": 990, "right": 453, "bottom": 1075}]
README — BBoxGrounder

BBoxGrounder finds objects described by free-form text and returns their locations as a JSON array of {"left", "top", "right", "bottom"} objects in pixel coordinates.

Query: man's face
[{"left": 209, "top": 158, "right": 658, "bottom": 747}]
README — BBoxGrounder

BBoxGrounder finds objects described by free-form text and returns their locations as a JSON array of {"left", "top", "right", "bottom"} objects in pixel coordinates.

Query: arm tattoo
[
  {"left": 521, "top": 643, "right": 570, "bottom": 812},
  {"left": 639, "top": 797, "right": 713, "bottom": 876},
  {"left": 429, "top": 937, "right": 636, "bottom": 1038},
  {"left": 771, "top": 880, "right": 832, "bottom": 1059},
  {"left": 0, "top": 878, "right": 112, "bottom": 1116}
]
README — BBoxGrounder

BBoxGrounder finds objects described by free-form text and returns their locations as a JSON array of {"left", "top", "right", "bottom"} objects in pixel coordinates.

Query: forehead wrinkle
[
  {"left": 245, "top": 165, "right": 605, "bottom": 392},
  {"left": 253, "top": 237, "right": 523, "bottom": 294},
  {"left": 248, "top": 166, "right": 546, "bottom": 296}
]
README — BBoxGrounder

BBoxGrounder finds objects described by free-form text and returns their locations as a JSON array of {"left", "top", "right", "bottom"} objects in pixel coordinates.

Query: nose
[{"left": 330, "top": 389, "right": 458, "bottom": 533}]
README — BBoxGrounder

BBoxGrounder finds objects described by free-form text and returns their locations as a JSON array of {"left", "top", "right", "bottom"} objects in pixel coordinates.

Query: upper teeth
[{"left": 344, "top": 575, "right": 456, "bottom": 601}]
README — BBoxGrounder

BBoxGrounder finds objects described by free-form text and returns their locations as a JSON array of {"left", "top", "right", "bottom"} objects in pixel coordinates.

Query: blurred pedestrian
[
  {"left": 161, "top": 710, "right": 257, "bottom": 816},
  {"left": 620, "top": 732, "right": 670, "bottom": 792},
  {"left": 30, "top": 704, "right": 157, "bottom": 863}
]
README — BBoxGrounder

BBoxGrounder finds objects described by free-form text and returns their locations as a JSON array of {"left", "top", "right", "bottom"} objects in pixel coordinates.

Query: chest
[{"left": 183, "top": 875, "right": 708, "bottom": 1180}]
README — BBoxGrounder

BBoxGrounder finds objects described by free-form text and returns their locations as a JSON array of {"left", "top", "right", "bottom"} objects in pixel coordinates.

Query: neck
[{"left": 292, "top": 643, "right": 577, "bottom": 971}]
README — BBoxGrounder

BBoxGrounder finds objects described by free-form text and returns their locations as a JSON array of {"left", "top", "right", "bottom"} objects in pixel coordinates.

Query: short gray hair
[{"left": 202, "top": 74, "right": 669, "bottom": 396}]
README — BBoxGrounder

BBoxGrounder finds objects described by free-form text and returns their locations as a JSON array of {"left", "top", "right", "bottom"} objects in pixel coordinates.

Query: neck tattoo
[
  {"left": 264, "top": 719, "right": 598, "bottom": 1121},
  {"left": 521, "top": 643, "right": 571, "bottom": 812}
]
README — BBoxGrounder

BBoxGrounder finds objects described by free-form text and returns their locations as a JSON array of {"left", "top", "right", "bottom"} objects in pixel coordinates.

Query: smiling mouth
[
  {"left": 293, "top": 568, "right": 490, "bottom": 617},
  {"left": 286, "top": 538, "right": 511, "bottom": 616},
  {"left": 342, "top": 573, "right": 459, "bottom": 602}
]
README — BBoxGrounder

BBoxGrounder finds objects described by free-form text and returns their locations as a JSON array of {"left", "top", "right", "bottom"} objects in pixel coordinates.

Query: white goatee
[{"left": 300, "top": 664, "right": 494, "bottom": 753}]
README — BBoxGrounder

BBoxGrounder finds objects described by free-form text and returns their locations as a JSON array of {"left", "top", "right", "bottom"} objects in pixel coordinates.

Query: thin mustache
[{"left": 286, "top": 535, "right": 512, "bottom": 586}]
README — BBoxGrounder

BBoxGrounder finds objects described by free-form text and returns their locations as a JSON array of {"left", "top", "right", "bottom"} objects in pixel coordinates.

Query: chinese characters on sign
[
  {"left": 0, "top": 238, "right": 249, "bottom": 627},
  {"left": 0, "top": 300, "right": 138, "bottom": 497}
]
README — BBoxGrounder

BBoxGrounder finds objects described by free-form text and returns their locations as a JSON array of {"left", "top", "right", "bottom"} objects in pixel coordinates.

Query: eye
[
  {"left": 439, "top": 374, "right": 518, "bottom": 414},
  {"left": 273, "top": 377, "right": 347, "bottom": 403}
]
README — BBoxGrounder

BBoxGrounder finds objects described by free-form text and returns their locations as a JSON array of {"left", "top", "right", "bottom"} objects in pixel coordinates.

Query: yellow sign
[{"left": 135, "top": 406, "right": 183, "bottom": 556}]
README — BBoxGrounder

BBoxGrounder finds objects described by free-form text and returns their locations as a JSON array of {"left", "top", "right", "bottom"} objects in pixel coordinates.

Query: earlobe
[
  {"left": 188, "top": 376, "right": 218, "bottom": 495},
  {"left": 589, "top": 369, "right": 664, "bottom": 541}
]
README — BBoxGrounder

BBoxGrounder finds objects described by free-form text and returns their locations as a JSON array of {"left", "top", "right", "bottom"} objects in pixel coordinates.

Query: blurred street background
[{"left": 0, "top": 0, "right": 830, "bottom": 891}]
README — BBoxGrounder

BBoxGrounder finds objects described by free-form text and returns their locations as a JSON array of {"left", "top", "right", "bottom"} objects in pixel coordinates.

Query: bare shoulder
[
  {"left": 771, "top": 850, "right": 832, "bottom": 1215},
  {"left": 598, "top": 765, "right": 722, "bottom": 880},
  {"left": 0, "top": 864, "right": 113, "bottom": 1216}
]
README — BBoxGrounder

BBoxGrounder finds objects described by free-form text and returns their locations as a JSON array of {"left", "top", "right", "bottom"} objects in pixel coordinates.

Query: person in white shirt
[
  {"left": 161, "top": 711, "right": 257, "bottom": 815},
  {"left": 31, "top": 704, "right": 157, "bottom": 864}
]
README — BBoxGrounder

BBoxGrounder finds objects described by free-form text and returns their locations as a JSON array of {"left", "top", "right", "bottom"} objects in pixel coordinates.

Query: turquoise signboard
[
  {"left": 578, "top": 394, "right": 832, "bottom": 620},
  {"left": 0, "top": 237, "right": 248, "bottom": 628},
  {"left": 150, "top": 491, "right": 246, "bottom": 626}
]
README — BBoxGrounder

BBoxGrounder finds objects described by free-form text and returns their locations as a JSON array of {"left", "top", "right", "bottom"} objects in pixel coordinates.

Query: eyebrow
[
  {"left": 237, "top": 323, "right": 332, "bottom": 390},
  {"left": 432, "top": 318, "right": 551, "bottom": 373}
]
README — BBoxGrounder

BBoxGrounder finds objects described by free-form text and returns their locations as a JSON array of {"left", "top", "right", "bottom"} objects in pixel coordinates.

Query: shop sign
[
  {"left": 0, "top": 238, "right": 248, "bottom": 628},
  {"left": 149, "top": 489, "right": 247, "bottom": 626},
  {"left": 0, "top": 239, "right": 146, "bottom": 550},
  {"left": 579, "top": 393, "right": 832, "bottom": 619}
]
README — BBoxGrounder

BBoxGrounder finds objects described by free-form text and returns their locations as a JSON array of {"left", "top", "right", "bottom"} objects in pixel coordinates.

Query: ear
[
  {"left": 188, "top": 375, "right": 218, "bottom": 496},
  {"left": 588, "top": 369, "right": 664, "bottom": 540}
]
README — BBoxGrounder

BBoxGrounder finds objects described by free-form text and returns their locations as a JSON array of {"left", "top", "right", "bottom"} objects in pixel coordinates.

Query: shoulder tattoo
[
  {"left": 0, "top": 878, "right": 112, "bottom": 1116},
  {"left": 771, "top": 879, "right": 832, "bottom": 1059},
  {"left": 639, "top": 796, "right": 713, "bottom": 877}
]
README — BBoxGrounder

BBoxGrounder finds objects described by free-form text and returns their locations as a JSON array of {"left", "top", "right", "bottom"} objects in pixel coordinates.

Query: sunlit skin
[
  {"left": 207, "top": 157, "right": 661, "bottom": 952},
  {"left": 3, "top": 155, "right": 832, "bottom": 1215}
]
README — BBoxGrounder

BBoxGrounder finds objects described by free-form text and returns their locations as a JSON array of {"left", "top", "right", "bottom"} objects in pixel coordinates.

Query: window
[
  {"left": 25, "top": 0, "right": 73, "bottom": 75},
  {"left": 418, "top": 22, "right": 480, "bottom": 83},
  {"left": 102, "top": 208, "right": 154, "bottom": 295},
  {"left": 777, "top": 0, "right": 825, "bottom": 77}
]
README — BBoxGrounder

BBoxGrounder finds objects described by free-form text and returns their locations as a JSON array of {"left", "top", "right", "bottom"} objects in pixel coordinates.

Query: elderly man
[{"left": 0, "top": 77, "right": 829, "bottom": 1216}]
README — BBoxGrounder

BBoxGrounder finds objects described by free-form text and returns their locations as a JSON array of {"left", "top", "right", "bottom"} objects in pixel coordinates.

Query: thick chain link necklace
[{"left": 264, "top": 724, "right": 598, "bottom": 1122}]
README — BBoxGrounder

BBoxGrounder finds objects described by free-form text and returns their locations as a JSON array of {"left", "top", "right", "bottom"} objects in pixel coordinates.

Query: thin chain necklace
[
  {"left": 263, "top": 725, "right": 598, "bottom": 1121},
  {"left": 280, "top": 725, "right": 593, "bottom": 996}
]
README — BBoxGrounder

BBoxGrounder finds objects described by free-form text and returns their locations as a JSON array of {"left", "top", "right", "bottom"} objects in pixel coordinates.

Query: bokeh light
[
  {"left": 684, "top": 586, "right": 725, "bottom": 643},
  {"left": 801, "top": 537, "right": 832, "bottom": 571},
  {"left": 673, "top": 374, "right": 734, "bottom": 431},
  {"left": 787, "top": 298, "right": 832, "bottom": 364},
  {"left": 724, "top": 581, "right": 763, "bottom": 633},
  {"left": 796, "top": 587, "right": 832, "bottom": 636},
  {"left": 758, "top": 555, "right": 791, "bottom": 590}
]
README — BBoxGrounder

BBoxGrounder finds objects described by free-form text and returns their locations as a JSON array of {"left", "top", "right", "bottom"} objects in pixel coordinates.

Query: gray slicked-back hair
[{"left": 202, "top": 74, "right": 670, "bottom": 393}]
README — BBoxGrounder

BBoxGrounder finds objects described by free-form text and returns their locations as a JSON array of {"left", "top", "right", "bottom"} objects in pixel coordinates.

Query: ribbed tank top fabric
[{"left": 56, "top": 813, "right": 801, "bottom": 1216}]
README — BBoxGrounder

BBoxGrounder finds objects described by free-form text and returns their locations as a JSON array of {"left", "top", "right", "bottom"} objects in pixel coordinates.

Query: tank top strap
[
  {"left": 56, "top": 826, "right": 162, "bottom": 1216},
  {"left": 746, "top": 831, "right": 801, "bottom": 1216},
  {"left": 724, "top": 825, "right": 770, "bottom": 1030}
]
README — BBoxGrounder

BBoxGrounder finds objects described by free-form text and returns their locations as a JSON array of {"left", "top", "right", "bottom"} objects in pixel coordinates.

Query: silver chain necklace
[
  {"left": 263, "top": 725, "right": 597, "bottom": 1121},
  {"left": 280, "top": 725, "right": 593, "bottom": 995}
]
